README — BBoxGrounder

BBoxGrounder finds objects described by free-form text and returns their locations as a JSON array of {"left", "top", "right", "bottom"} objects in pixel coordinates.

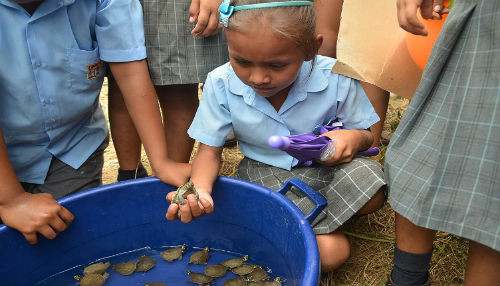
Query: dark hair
[{"left": 225, "top": 0, "right": 318, "bottom": 59}]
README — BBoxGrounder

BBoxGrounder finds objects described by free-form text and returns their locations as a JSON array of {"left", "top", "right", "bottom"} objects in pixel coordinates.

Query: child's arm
[
  {"left": 397, "top": 0, "right": 448, "bottom": 35},
  {"left": 109, "top": 60, "right": 191, "bottom": 187},
  {"left": 319, "top": 129, "right": 374, "bottom": 165},
  {"left": 189, "top": 0, "right": 223, "bottom": 37},
  {"left": 166, "top": 143, "right": 222, "bottom": 223},
  {"left": 0, "top": 125, "right": 74, "bottom": 244}
]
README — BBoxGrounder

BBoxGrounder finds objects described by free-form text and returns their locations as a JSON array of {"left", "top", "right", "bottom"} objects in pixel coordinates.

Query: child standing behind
[
  {"left": 166, "top": 0, "right": 386, "bottom": 272},
  {"left": 0, "top": 0, "right": 190, "bottom": 244}
]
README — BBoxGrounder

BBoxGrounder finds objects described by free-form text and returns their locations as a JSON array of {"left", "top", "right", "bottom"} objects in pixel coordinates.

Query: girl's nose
[{"left": 249, "top": 67, "right": 271, "bottom": 85}]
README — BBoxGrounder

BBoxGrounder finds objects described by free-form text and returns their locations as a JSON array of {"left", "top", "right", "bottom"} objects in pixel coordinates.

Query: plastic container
[{"left": 0, "top": 176, "right": 326, "bottom": 286}]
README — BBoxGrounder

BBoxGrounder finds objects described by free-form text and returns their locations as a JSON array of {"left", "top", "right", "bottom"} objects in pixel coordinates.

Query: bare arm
[
  {"left": 166, "top": 143, "right": 222, "bottom": 223},
  {"left": 0, "top": 124, "right": 74, "bottom": 244},
  {"left": 319, "top": 129, "right": 373, "bottom": 165},
  {"left": 397, "top": 0, "right": 448, "bottom": 35},
  {"left": 109, "top": 60, "right": 191, "bottom": 186}
]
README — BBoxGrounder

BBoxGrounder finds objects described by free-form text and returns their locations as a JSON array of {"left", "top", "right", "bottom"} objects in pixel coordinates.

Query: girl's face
[{"left": 225, "top": 25, "right": 311, "bottom": 99}]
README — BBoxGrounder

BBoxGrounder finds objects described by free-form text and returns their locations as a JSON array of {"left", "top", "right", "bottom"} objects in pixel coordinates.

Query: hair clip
[{"left": 219, "top": 0, "right": 312, "bottom": 27}]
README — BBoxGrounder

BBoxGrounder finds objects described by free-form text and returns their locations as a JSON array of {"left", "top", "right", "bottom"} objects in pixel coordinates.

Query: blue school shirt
[
  {"left": 188, "top": 55, "right": 380, "bottom": 170},
  {"left": 0, "top": 0, "right": 146, "bottom": 184}
]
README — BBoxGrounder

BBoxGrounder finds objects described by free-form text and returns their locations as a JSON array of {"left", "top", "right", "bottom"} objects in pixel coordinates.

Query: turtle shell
[
  {"left": 144, "top": 282, "right": 168, "bottom": 286},
  {"left": 247, "top": 277, "right": 282, "bottom": 286},
  {"left": 223, "top": 276, "right": 248, "bottom": 286},
  {"left": 79, "top": 273, "right": 106, "bottom": 286},
  {"left": 136, "top": 255, "right": 158, "bottom": 272},
  {"left": 112, "top": 262, "right": 137, "bottom": 275},
  {"left": 220, "top": 255, "right": 249, "bottom": 269},
  {"left": 161, "top": 244, "right": 186, "bottom": 262},
  {"left": 204, "top": 264, "right": 228, "bottom": 278},
  {"left": 187, "top": 270, "right": 214, "bottom": 285},
  {"left": 189, "top": 246, "right": 210, "bottom": 264},
  {"left": 172, "top": 181, "right": 199, "bottom": 205},
  {"left": 83, "top": 262, "right": 110, "bottom": 276},
  {"left": 247, "top": 266, "right": 270, "bottom": 282},
  {"left": 231, "top": 263, "right": 256, "bottom": 276}
]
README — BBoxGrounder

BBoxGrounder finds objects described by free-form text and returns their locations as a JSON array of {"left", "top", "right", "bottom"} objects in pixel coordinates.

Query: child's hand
[
  {"left": 189, "top": 0, "right": 223, "bottom": 37},
  {"left": 153, "top": 160, "right": 191, "bottom": 187},
  {"left": 318, "top": 129, "right": 373, "bottom": 166},
  {"left": 165, "top": 189, "right": 214, "bottom": 223},
  {"left": 397, "top": 0, "right": 449, "bottom": 36},
  {"left": 0, "top": 192, "right": 74, "bottom": 244}
]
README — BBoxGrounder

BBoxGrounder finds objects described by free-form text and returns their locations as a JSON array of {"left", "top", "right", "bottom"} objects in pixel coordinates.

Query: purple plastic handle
[{"left": 356, "top": 147, "right": 380, "bottom": 157}]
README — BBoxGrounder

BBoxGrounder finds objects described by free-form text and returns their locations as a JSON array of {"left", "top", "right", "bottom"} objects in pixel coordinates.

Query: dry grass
[{"left": 98, "top": 80, "right": 468, "bottom": 286}]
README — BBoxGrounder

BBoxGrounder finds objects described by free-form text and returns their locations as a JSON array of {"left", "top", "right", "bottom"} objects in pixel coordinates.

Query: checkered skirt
[
  {"left": 140, "top": 0, "right": 229, "bottom": 85},
  {"left": 237, "top": 157, "right": 385, "bottom": 234},
  {"left": 385, "top": 0, "right": 500, "bottom": 251}
]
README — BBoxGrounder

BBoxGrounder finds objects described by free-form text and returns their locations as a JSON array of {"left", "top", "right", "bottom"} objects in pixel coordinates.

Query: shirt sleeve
[
  {"left": 187, "top": 74, "right": 233, "bottom": 147},
  {"left": 335, "top": 76, "right": 380, "bottom": 130},
  {"left": 94, "top": 0, "right": 147, "bottom": 62}
]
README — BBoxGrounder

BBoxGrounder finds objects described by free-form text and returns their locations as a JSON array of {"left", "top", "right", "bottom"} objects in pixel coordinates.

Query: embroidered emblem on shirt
[{"left": 87, "top": 60, "right": 103, "bottom": 80}]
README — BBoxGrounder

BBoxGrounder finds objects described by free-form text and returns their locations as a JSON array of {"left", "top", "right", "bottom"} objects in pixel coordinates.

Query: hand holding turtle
[
  {"left": 153, "top": 160, "right": 191, "bottom": 187},
  {"left": 166, "top": 182, "right": 214, "bottom": 223}
]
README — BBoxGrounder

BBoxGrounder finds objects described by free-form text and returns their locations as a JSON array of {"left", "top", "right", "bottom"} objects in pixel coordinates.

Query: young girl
[{"left": 166, "top": 0, "right": 386, "bottom": 272}]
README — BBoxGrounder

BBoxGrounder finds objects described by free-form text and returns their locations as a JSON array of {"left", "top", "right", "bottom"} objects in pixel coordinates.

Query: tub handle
[{"left": 278, "top": 178, "right": 327, "bottom": 224}]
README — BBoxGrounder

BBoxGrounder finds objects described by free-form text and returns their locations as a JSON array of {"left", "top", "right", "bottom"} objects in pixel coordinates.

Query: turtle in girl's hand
[
  {"left": 189, "top": 246, "right": 210, "bottom": 264},
  {"left": 248, "top": 277, "right": 282, "bottom": 286},
  {"left": 172, "top": 181, "right": 199, "bottom": 205},
  {"left": 161, "top": 244, "right": 186, "bottom": 262},
  {"left": 231, "top": 263, "right": 256, "bottom": 276},
  {"left": 223, "top": 276, "right": 248, "bottom": 286},
  {"left": 221, "top": 255, "right": 249, "bottom": 269},
  {"left": 187, "top": 270, "right": 214, "bottom": 285},
  {"left": 112, "top": 262, "right": 137, "bottom": 275},
  {"left": 136, "top": 255, "right": 158, "bottom": 272},
  {"left": 204, "top": 264, "right": 228, "bottom": 278}
]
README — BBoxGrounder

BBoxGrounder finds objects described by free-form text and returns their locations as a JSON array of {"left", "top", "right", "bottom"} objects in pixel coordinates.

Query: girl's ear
[{"left": 306, "top": 34, "right": 324, "bottom": 61}]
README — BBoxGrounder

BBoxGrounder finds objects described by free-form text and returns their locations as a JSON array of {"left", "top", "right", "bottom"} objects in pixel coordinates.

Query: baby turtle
[
  {"left": 248, "top": 277, "right": 282, "bottom": 286},
  {"left": 247, "top": 266, "right": 270, "bottom": 282},
  {"left": 77, "top": 273, "right": 109, "bottom": 286},
  {"left": 145, "top": 282, "right": 168, "bottom": 286},
  {"left": 204, "top": 264, "right": 228, "bottom": 278},
  {"left": 189, "top": 246, "right": 210, "bottom": 264},
  {"left": 83, "top": 262, "right": 110, "bottom": 276},
  {"left": 221, "top": 255, "right": 249, "bottom": 269},
  {"left": 161, "top": 244, "right": 187, "bottom": 262},
  {"left": 112, "top": 261, "right": 137, "bottom": 275},
  {"left": 231, "top": 263, "right": 257, "bottom": 276},
  {"left": 187, "top": 270, "right": 214, "bottom": 285},
  {"left": 172, "top": 181, "right": 199, "bottom": 205},
  {"left": 223, "top": 276, "right": 248, "bottom": 286},
  {"left": 136, "top": 255, "right": 158, "bottom": 272}
]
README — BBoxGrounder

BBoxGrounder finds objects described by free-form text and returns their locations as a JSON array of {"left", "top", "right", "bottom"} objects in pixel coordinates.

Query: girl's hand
[
  {"left": 153, "top": 160, "right": 191, "bottom": 187},
  {"left": 318, "top": 129, "right": 373, "bottom": 166},
  {"left": 189, "top": 0, "right": 223, "bottom": 37},
  {"left": 396, "top": 0, "right": 449, "bottom": 35},
  {"left": 165, "top": 189, "right": 214, "bottom": 223}
]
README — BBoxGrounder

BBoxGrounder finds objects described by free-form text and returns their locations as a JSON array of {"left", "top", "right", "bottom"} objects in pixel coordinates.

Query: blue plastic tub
[{"left": 0, "top": 176, "right": 326, "bottom": 286}]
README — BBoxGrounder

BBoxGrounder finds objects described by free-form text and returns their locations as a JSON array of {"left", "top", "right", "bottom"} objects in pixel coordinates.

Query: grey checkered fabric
[
  {"left": 385, "top": 0, "right": 500, "bottom": 251},
  {"left": 238, "top": 157, "right": 385, "bottom": 234},
  {"left": 140, "top": 0, "right": 229, "bottom": 85}
]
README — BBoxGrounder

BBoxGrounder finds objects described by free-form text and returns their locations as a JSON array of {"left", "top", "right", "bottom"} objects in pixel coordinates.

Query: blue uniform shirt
[
  {"left": 0, "top": 0, "right": 146, "bottom": 183},
  {"left": 188, "top": 55, "right": 380, "bottom": 170}
]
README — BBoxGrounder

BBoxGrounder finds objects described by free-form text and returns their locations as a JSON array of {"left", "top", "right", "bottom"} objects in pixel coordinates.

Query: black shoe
[
  {"left": 386, "top": 277, "right": 431, "bottom": 286},
  {"left": 117, "top": 163, "right": 149, "bottom": 182}
]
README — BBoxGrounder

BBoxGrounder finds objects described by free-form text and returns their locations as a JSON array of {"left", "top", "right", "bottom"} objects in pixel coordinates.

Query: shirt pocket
[{"left": 67, "top": 46, "right": 105, "bottom": 97}]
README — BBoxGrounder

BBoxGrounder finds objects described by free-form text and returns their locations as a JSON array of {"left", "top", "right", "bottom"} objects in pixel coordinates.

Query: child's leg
[
  {"left": 157, "top": 84, "right": 198, "bottom": 163},
  {"left": 356, "top": 188, "right": 386, "bottom": 215},
  {"left": 108, "top": 79, "right": 147, "bottom": 180},
  {"left": 463, "top": 241, "right": 500, "bottom": 286},
  {"left": 314, "top": 0, "right": 343, "bottom": 58},
  {"left": 388, "top": 213, "right": 436, "bottom": 286},
  {"left": 316, "top": 230, "right": 350, "bottom": 272},
  {"left": 360, "top": 82, "right": 390, "bottom": 147}
]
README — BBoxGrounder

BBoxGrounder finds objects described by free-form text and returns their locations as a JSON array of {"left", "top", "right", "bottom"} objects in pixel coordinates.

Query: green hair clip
[{"left": 219, "top": 0, "right": 313, "bottom": 27}]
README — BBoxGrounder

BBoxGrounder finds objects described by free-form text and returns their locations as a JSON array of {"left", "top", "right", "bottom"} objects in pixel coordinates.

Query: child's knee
[
  {"left": 316, "top": 231, "right": 350, "bottom": 272},
  {"left": 357, "top": 187, "right": 386, "bottom": 215}
]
